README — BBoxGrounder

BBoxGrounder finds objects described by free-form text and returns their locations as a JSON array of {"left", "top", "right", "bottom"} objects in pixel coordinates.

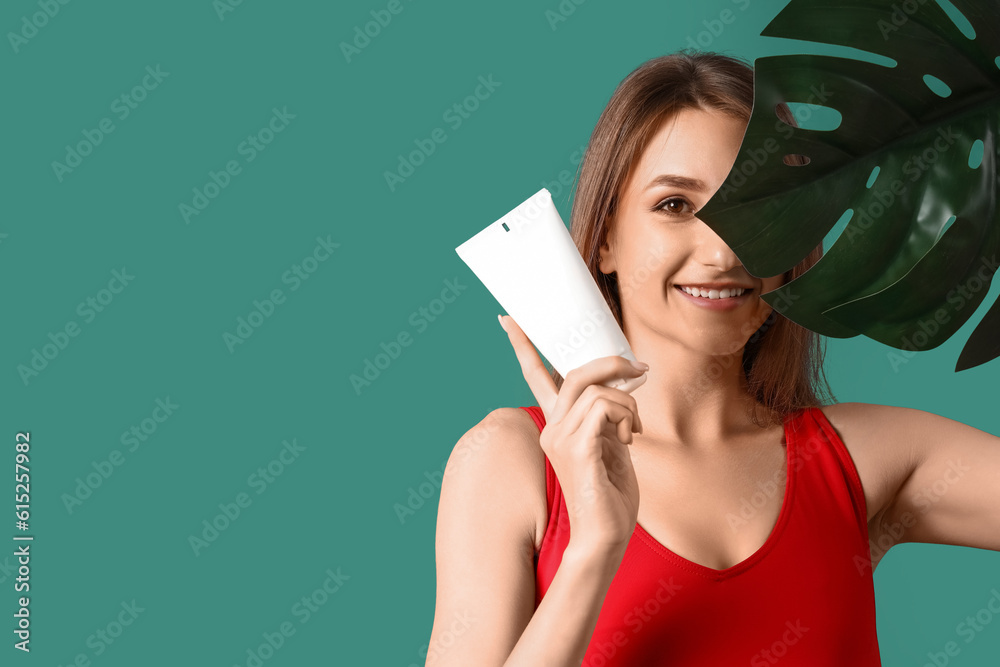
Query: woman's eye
[{"left": 654, "top": 197, "right": 694, "bottom": 217}]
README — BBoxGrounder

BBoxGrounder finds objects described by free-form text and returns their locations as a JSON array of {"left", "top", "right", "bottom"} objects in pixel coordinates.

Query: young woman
[{"left": 427, "top": 51, "right": 1000, "bottom": 665}]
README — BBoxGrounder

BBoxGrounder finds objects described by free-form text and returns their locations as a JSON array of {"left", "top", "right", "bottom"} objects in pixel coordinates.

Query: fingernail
[
  {"left": 631, "top": 360, "right": 649, "bottom": 371},
  {"left": 498, "top": 314, "right": 507, "bottom": 331}
]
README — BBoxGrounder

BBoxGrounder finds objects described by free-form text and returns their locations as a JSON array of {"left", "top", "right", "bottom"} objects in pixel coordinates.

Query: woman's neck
[{"left": 624, "top": 335, "right": 774, "bottom": 446}]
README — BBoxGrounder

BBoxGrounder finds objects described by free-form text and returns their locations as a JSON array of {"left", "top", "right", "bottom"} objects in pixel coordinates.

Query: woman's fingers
[
  {"left": 572, "top": 392, "right": 637, "bottom": 446},
  {"left": 557, "top": 359, "right": 645, "bottom": 433},
  {"left": 499, "top": 314, "right": 558, "bottom": 417},
  {"left": 500, "top": 314, "right": 646, "bottom": 436}
]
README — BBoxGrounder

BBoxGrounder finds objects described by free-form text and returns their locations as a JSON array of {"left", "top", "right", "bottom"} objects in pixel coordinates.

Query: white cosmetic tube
[{"left": 456, "top": 188, "right": 646, "bottom": 394}]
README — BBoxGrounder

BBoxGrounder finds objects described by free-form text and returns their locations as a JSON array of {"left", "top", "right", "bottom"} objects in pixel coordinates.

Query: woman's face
[{"left": 599, "top": 106, "right": 786, "bottom": 355}]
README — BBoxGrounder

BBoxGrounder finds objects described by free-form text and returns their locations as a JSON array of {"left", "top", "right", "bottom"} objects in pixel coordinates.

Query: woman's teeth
[{"left": 679, "top": 286, "right": 746, "bottom": 299}]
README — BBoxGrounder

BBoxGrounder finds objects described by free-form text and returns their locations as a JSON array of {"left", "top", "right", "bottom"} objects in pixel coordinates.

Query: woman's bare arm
[
  {"left": 503, "top": 541, "right": 624, "bottom": 666},
  {"left": 828, "top": 402, "right": 1000, "bottom": 553},
  {"left": 426, "top": 407, "right": 626, "bottom": 666}
]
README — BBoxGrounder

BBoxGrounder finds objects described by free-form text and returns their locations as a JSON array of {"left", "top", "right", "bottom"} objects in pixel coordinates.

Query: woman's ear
[{"left": 598, "top": 228, "right": 617, "bottom": 275}]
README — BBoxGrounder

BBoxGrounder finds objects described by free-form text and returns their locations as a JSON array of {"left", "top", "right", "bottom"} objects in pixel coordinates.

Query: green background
[{"left": 2, "top": 0, "right": 999, "bottom": 664}]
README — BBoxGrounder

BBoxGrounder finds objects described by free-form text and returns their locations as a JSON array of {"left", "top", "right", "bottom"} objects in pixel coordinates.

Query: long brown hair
[{"left": 549, "top": 50, "right": 836, "bottom": 428}]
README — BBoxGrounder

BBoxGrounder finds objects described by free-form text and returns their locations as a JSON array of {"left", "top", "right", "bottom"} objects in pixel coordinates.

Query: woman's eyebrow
[{"left": 645, "top": 174, "right": 708, "bottom": 192}]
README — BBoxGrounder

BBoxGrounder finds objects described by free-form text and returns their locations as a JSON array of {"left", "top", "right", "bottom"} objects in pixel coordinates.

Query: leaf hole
[
  {"left": 866, "top": 165, "right": 880, "bottom": 189},
  {"left": 968, "top": 139, "right": 984, "bottom": 169},
  {"left": 775, "top": 102, "right": 842, "bottom": 131},
  {"left": 936, "top": 215, "right": 957, "bottom": 243},
  {"left": 933, "top": 0, "right": 976, "bottom": 39},
  {"left": 923, "top": 74, "right": 952, "bottom": 98},
  {"left": 782, "top": 154, "right": 810, "bottom": 166},
  {"left": 822, "top": 208, "right": 854, "bottom": 252}
]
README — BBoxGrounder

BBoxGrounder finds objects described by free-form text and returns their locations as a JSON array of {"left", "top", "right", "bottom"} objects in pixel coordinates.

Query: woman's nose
[{"left": 693, "top": 217, "right": 743, "bottom": 271}]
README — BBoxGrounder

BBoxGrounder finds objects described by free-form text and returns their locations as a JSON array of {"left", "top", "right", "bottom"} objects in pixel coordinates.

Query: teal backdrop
[{"left": 2, "top": 0, "right": 999, "bottom": 664}]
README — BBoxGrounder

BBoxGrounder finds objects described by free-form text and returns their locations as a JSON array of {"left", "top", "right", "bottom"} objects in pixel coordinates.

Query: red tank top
[{"left": 519, "top": 405, "right": 882, "bottom": 665}]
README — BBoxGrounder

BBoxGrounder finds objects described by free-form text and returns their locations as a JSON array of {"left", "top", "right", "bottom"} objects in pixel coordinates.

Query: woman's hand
[{"left": 499, "top": 314, "right": 647, "bottom": 556}]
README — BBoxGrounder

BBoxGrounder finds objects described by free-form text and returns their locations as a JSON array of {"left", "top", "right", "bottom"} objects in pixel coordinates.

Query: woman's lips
[{"left": 673, "top": 285, "right": 752, "bottom": 310}]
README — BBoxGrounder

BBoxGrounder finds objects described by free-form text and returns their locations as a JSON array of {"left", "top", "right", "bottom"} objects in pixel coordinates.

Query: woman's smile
[{"left": 672, "top": 284, "right": 754, "bottom": 311}]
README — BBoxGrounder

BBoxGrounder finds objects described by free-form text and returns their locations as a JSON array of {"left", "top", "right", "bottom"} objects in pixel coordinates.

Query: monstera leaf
[{"left": 696, "top": 0, "right": 1000, "bottom": 371}]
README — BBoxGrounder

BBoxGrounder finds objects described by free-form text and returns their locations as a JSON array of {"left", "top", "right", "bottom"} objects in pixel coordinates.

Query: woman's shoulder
[
  {"left": 454, "top": 407, "right": 545, "bottom": 457},
  {"left": 813, "top": 400, "right": 932, "bottom": 473},
  {"left": 814, "top": 400, "right": 917, "bottom": 441},
  {"left": 810, "top": 401, "right": 919, "bottom": 527},
  {"left": 445, "top": 407, "right": 549, "bottom": 551}
]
